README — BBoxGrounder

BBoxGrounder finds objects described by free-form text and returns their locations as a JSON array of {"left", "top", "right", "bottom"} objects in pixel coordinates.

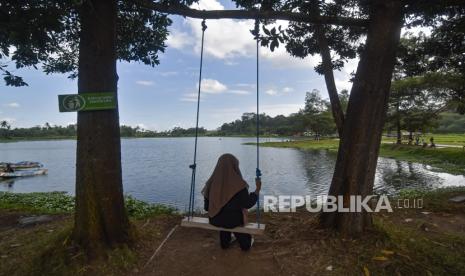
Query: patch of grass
[
  {"left": 249, "top": 138, "right": 340, "bottom": 151},
  {"left": 380, "top": 144, "right": 465, "bottom": 175},
  {"left": 4, "top": 222, "right": 139, "bottom": 276},
  {"left": 258, "top": 139, "right": 465, "bottom": 175},
  {"left": 375, "top": 217, "right": 465, "bottom": 275},
  {"left": 398, "top": 186, "right": 465, "bottom": 212},
  {"left": 0, "top": 192, "right": 176, "bottom": 218},
  {"left": 382, "top": 133, "right": 465, "bottom": 146},
  {"left": 0, "top": 191, "right": 74, "bottom": 214}
]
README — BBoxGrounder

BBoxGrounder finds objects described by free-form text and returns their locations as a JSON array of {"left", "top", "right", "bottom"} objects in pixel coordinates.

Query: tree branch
[{"left": 133, "top": 0, "right": 369, "bottom": 27}]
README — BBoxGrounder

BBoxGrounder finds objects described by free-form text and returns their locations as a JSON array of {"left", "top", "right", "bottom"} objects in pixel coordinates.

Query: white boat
[
  {"left": 0, "top": 169, "right": 48, "bottom": 178},
  {"left": 0, "top": 161, "right": 43, "bottom": 170}
]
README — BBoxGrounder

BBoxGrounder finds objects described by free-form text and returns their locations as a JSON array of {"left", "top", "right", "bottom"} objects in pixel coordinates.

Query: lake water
[{"left": 1, "top": 137, "right": 464, "bottom": 210}]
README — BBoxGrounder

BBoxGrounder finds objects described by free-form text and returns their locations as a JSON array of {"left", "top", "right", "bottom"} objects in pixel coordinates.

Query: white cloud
[
  {"left": 159, "top": 71, "right": 179, "bottom": 77},
  {"left": 260, "top": 39, "right": 321, "bottom": 69},
  {"left": 283, "top": 87, "right": 294, "bottom": 93},
  {"left": 200, "top": 78, "right": 227, "bottom": 94},
  {"left": 228, "top": 89, "right": 250, "bottom": 95},
  {"left": 136, "top": 80, "right": 155, "bottom": 86},
  {"left": 180, "top": 97, "right": 198, "bottom": 102},
  {"left": 225, "top": 60, "right": 239, "bottom": 66},
  {"left": 265, "top": 89, "right": 277, "bottom": 96},
  {"left": 180, "top": 92, "right": 200, "bottom": 102},
  {"left": 331, "top": 57, "right": 358, "bottom": 92},
  {"left": 342, "top": 58, "right": 359, "bottom": 76},
  {"left": 5, "top": 102, "right": 20, "bottom": 108},
  {"left": 265, "top": 87, "right": 294, "bottom": 96},
  {"left": 176, "top": 0, "right": 319, "bottom": 69},
  {"left": 166, "top": 29, "right": 193, "bottom": 49},
  {"left": 237, "top": 83, "right": 255, "bottom": 88},
  {"left": 335, "top": 78, "right": 352, "bottom": 91}
]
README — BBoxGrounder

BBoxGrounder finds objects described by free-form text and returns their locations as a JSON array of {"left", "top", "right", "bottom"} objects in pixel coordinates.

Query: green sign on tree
[{"left": 58, "top": 93, "right": 116, "bottom": 112}]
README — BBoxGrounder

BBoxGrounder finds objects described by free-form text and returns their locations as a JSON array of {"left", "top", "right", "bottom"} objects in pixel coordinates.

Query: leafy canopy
[{"left": 0, "top": 0, "right": 176, "bottom": 86}]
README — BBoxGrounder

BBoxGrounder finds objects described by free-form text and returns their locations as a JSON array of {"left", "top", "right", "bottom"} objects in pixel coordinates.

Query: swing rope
[
  {"left": 188, "top": 19, "right": 262, "bottom": 228},
  {"left": 188, "top": 19, "right": 207, "bottom": 219},
  {"left": 254, "top": 19, "right": 261, "bottom": 227}
]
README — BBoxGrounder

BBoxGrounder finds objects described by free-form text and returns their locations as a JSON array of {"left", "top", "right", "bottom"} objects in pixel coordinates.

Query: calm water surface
[{"left": 1, "top": 137, "right": 464, "bottom": 210}]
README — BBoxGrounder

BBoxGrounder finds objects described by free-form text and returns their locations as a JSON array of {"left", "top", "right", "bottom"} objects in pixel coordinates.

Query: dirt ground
[
  {"left": 1, "top": 205, "right": 465, "bottom": 276},
  {"left": 135, "top": 207, "right": 465, "bottom": 276}
]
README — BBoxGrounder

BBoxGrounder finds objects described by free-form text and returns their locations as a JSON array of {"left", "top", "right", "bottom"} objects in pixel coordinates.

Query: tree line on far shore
[
  {"left": 2, "top": 99, "right": 464, "bottom": 140},
  {"left": 0, "top": 122, "right": 208, "bottom": 139}
]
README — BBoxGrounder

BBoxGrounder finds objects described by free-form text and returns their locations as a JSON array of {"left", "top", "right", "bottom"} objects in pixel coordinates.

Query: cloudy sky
[{"left": 0, "top": 0, "right": 358, "bottom": 131}]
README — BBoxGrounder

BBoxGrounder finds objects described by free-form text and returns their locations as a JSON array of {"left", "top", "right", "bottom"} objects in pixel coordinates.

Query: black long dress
[{"left": 204, "top": 188, "right": 258, "bottom": 250}]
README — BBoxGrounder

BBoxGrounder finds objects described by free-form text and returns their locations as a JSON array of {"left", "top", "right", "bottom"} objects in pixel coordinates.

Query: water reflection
[
  {"left": 0, "top": 179, "right": 15, "bottom": 190},
  {"left": 299, "top": 150, "right": 335, "bottom": 196},
  {"left": 375, "top": 159, "right": 443, "bottom": 195},
  {"left": 0, "top": 138, "right": 464, "bottom": 209}
]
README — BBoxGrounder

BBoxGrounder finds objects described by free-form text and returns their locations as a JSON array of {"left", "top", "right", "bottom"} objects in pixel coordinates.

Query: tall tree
[
  {"left": 1, "top": 0, "right": 172, "bottom": 253},
  {"left": 319, "top": 0, "right": 404, "bottom": 235},
  {"left": 300, "top": 90, "right": 336, "bottom": 137},
  {"left": 73, "top": 0, "right": 129, "bottom": 254},
  {"left": 386, "top": 72, "right": 465, "bottom": 141}
]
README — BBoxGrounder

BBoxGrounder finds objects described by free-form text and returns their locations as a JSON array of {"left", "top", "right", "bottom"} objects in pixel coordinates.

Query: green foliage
[
  {"left": 220, "top": 113, "right": 303, "bottom": 136},
  {"left": 0, "top": 123, "right": 211, "bottom": 140},
  {"left": 0, "top": 192, "right": 175, "bottom": 218},
  {"left": 0, "top": 191, "right": 75, "bottom": 213},
  {"left": 0, "top": 0, "right": 172, "bottom": 86},
  {"left": 300, "top": 89, "right": 336, "bottom": 135},
  {"left": 220, "top": 89, "right": 340, "bottom": 137},
  {"left": 397, "top": 188, "right": 428, "bottom": 199},
  {"left": 125, "top": 195, "right": 175, "bottom": 219},
  {"left": 386, "top": 71, "right": 464, "bottom": 134},
  {"left": 436, "top": 113, "right": 465, "bottom": 133}
]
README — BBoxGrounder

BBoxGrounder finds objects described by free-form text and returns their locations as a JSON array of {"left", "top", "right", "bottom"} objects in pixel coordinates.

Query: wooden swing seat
[{"left": 181, "top": 216, "right": 265, "bottom": 235}]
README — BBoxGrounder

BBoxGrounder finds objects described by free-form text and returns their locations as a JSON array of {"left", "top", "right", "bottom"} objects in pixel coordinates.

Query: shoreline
[
  {"left": 0, "top": 135, "right": 286, "bottom": 143},
  {"left": 1, "top": 188, "right": 465, "bottom": 275},
  {"left": 256, "top": 139, "right": 465, "bottom": 175}
]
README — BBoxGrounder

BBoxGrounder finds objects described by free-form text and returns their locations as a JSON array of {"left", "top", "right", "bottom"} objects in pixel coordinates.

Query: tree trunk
[
  {"left": 73, "top": 0, "right": 130, "bottom": 255},
  {"left": 311, "top": 0, "right": 345, "bottom": 137},
  {"left": 315, "top": 26, "right": 345, "bottom": 138},
  {"left": 319, "top": 0, "right": 404, "bottom": 236}
]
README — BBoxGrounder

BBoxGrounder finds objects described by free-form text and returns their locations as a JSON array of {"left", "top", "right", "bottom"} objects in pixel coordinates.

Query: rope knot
[{"left": 201, "top": 19, "right": 207, "bottom": 31}]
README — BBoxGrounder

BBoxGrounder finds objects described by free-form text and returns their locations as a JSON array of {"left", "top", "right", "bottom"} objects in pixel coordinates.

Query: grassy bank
[
  {"left": 0, "top": 192, "right": 178, "bottom": 275},
  {"left": 1, "top": 189, "right": 465, "bottom": 275},
  {"left": 383, "top": 133, "right": 465, "bottom": 146},
  {"left": 381, "top": 144, "right": 465, "bottom": 174},
  {"left": 257, "top": 139, "right": 465, "bottom": 175},
  {"left": 0, "top": 136, "right": 77, "bottom": 142},
  {"left": 0, "top": 191, "right": 175, "bottom": 218}
]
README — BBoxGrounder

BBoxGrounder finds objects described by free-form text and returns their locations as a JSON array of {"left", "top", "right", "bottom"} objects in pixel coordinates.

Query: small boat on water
[
  {"left": 0, "top": 161, "right": 43, "bottom": 170},
  {"left": 0, "top": 169, "right": 48, "bottom": 178}
]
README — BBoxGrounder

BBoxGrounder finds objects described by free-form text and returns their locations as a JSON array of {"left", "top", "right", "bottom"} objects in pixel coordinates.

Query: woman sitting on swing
[{"left": 202, "top": 153, "right": 261, "bottom": 251}]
